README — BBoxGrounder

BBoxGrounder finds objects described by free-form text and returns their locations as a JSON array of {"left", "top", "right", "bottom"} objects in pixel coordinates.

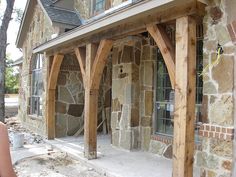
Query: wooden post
[
  {"left": 75, "top": 40, "right": 113, "bottom": 159},
  {"left": 84, "top": 88, "right": 99, "bottom": 159},
  {"left": 173, "top": 16, "right": 196, "bottom": 177},
  {"left": 47, "top": 54, "right": 64, "bottom": 139},
  {"left": 84, "top": 43, "right": 98, "bottom": 159},
  {"left": 47, "top": 89, "right": 56, "bottom": 139}
]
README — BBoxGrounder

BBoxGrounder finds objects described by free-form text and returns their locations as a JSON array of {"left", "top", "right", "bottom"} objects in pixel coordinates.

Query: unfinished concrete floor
[{"left": 47, "top": 135, "right": 201, "bottom": 177}]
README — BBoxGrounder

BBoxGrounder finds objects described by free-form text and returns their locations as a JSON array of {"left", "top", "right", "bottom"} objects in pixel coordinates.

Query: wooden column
[
  {"left": 173, "top": 16, "right": 196, "bottom": 177},
  {"left": 47, "top": 54, "right": 64, "bottom": 140},
  {"left": 75, "top": 40, "right": 113, "bottom": 159}
]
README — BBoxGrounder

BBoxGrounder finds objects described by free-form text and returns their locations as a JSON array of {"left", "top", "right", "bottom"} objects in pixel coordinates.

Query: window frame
[
  {"left": 92, "top": 0, "right": 113, "bottom": 16},
  {"left": 153, "top": 24, "right": 204, "bottom": 139},
  {"left": 28, "top": 54, "right": 44, "bottom": 117}
]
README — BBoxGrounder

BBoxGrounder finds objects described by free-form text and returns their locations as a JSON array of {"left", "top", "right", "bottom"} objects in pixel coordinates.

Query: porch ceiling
[{"left": 33, "top": 0, "right": 205, "bottom": 55}]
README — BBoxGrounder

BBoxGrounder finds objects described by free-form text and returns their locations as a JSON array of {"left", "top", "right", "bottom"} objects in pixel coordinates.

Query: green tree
[
  {"left": 5, "top": 58, "right": 19, "bottom": 94},
  {"left": 0, "top": 0, "right": 15, "bottom": 122}
]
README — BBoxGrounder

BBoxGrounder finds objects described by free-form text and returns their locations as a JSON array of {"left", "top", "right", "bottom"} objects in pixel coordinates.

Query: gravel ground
[
  {"left": 6, "top": 117, "right": 44, "bottom": 146},
  {"left": 6, "top": 117, "right": 106, "bottom": 177},
  {"left": 14, "top": 152, "right": 106, "bottom": 177}
]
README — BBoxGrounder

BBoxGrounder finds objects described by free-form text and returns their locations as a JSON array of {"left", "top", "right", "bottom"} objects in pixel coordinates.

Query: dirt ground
[
  {"left": 6, "top": 117, "right": 106, "bottom": 177},
  {"left": 14, "top": 152, "right": 106, "bottom": 177}
]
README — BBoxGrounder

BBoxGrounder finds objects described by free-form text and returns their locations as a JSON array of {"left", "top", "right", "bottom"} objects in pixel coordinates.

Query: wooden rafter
[
  {"left": 47, "top": 54, "right": 64, "bottom": 139},
  {"left": 147, "top": 24, "right": 175, "bottom": 88},
  {"left": 48, "top": 54, "right": 64, "bottom": 89},
  {"left": 173, "top": 16, "right": 196, "bottom": 177}
]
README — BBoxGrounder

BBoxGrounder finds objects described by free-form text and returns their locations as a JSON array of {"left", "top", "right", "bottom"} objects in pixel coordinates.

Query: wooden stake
[{"left": 173, "top": 16, "right": 196, "bottom": 177}]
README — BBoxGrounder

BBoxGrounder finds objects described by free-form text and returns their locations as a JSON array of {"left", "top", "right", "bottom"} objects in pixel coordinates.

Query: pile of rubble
[{"left": 5, "top": 117, "right": 44, "bottom": 146}]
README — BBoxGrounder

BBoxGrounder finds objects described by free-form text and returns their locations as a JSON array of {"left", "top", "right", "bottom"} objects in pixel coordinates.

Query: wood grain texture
[
  {"left": 147, "top": 24, "right": 175, "bottom": 88},
  {"left": 47, "top": 54, "right": 64, "bottom": 139},
  {"left": 173, "top": 16, "right": 196, "bottom": 177}
]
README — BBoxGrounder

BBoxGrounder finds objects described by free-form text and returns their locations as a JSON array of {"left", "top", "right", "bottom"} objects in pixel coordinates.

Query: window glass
[
  {"left": 155, "top": 25, "right": 203, "bottom": 138},
  {"left": 30, "top": 54, "right": 43, "bottom": 116},
  {"left": 94, "top": 0, "right": 105, "bottom": 12}
]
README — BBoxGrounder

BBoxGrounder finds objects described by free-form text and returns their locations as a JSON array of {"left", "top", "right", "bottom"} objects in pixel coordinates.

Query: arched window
[{"left": 29, "top": 54, "right": 43, "bottom": 116}]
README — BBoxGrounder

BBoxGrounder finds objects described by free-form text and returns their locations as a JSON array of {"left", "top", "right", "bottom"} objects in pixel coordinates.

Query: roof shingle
[{"left": 40, "top": 0, "right": 81, "bottom": 27}]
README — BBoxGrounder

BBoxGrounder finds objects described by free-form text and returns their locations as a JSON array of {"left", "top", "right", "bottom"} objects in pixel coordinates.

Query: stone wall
[
  {"left": 55, "top": 54, "right": 112, "bottom": 137},
  {"left": 111, "top": 36, "right": 157, "bottom": 151},
  {"left": 18, "top": 3, "right": 54, "bottom": 136},
  {"left": 74, "top": 0, "right": 90, "bottom": 19},
  {"left": 139, "top": 44, "right": 156, "bottom": 151},
  {"left": 111, "top": 37, "right": 142, "bottom": 150},
  {"left": 55, "top": 54, "right": 84, "bottom": 137},
  {"left": 195, "top": 1, "right": 235, "bottom": 176}
]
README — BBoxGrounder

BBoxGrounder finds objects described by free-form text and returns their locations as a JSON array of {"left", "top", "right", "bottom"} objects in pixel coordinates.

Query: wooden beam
[
  {"left": 75, "top": 47, "right": 86, "bottom": 84},
  {"left": 46, "top": 89, "right": 56, "bottom": 140},
  {"left": 90, "top": 39, "right": 113, "bottom": 89},
  {"left": 36, "top": 1, "right": 205, "bottom": 56},
  {"left": 75, "top": 41, "right": 113, "bottom": 159},
  {"left": 47, "top": 54, "right": 64, "bottom": 139},
  {"left": 147, "top": 24, "right": 175, "bottom": 88},
  {"left": 84, "top": 88, "right": 99, "bottom": 159},
  {"left": 173, "top": 16, "right": 196, "bottom": 177},
  {"left": 83, "top": 43, "right": 99, "bottom": 159},
  {"left": 48, "top": 54, "right": 64, "bottom": 90}
]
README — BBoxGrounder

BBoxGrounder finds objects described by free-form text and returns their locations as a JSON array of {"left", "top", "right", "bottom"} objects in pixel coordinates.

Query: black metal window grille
[
  {"left": 30, "top": 54, "right": 43, "bottom": 116},
  {"left": 155, "top": 24, "right": 203, "bottom": 139}
]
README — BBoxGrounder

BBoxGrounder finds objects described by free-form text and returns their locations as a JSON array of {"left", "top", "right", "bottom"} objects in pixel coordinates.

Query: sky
[{"left": 0, "top": 0, "right": 27, "bottom": 61}]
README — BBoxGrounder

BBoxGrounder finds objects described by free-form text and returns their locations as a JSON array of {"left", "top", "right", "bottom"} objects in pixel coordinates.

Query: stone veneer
[
  {"left": 55, "top": 54, "right": 112, "bottom": 137},
  {"left": 110, "top": 1, "right": 236, "bottom": 176},
  {"left": 195, "top": 1, "right": 235, "bottom": 176},
  {"left": 55, "top": 54, "right": 84, "bottom": 137},
  {"left": 18, "top": 3, "right": 54, "bottom": 136},
  {"left": 111, "top": 36, "right": 156, "bottom": 151},
  {"left": 18, "top": 0, "right": 236, "bottom": 176},
  {"left": 18, "top": 1, "right": 89, "bottom": 135},
  {"left": 111, "top": 37, "right": 141, "bottom": 150}
]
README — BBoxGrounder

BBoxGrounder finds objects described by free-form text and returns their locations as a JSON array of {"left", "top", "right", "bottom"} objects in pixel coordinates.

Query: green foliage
[{"left": 5, "top": 58, "right": 19, "bottom": 94}]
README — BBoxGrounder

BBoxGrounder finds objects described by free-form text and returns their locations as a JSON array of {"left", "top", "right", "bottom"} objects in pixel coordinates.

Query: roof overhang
[
  {"left": 16, "top": 0, "right": 37, "bottom": 48},
  {"left": 34, "top": 0, "right": 204, "bottom": 54},
  {"left": 16, "top": 0, "right": 80, "bottom": 49}
]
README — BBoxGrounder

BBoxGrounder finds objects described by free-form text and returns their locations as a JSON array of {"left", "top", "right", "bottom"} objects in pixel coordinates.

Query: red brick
[
  {"left": 209, "top": 132, "right": 214, "bottom": 138},
  {"left": 200, "top": 125, "right": 204, "bottom": 130},
  {"left": 211, "top": 126, "right": 216, "bottom": 132},
  {"left": 215, "top": 132, "right": 220, "bottom": 138},
  {"left": 199, "top": 130, "right": 203, "bottom": 136},
  {"left": 204, "top": 131, "right": 209, "bottom": 137},
  {"left": 227, "top": 128, "right": 234, "bottom": 134},
  {"left": 220, "top": 133, "right": 225, "bottom": 140},
  {"left": 216, "top": 127, "right": 221, "bottom": 132},
  {"left": 206, "top": 125, "right": 210, "bottom": 131},
  {"left": 222, "top": 128, "right": 226, "bottom": 133},
  {"left": 226, "top": 134, "right": 233, "bottom": 141}
]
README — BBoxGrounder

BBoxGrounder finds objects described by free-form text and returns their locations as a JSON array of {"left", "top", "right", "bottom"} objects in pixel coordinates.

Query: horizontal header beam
[{"left": 34, "top": 0, "right": 203, "bottom": 55}]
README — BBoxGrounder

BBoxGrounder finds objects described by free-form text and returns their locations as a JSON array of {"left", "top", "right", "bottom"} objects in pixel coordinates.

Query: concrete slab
[
  {"left": 48, "top": 135, "right": 192, "bottom": 177},
  {"left": 11, "top": 144, "right": 57, "bottom": 165}
]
